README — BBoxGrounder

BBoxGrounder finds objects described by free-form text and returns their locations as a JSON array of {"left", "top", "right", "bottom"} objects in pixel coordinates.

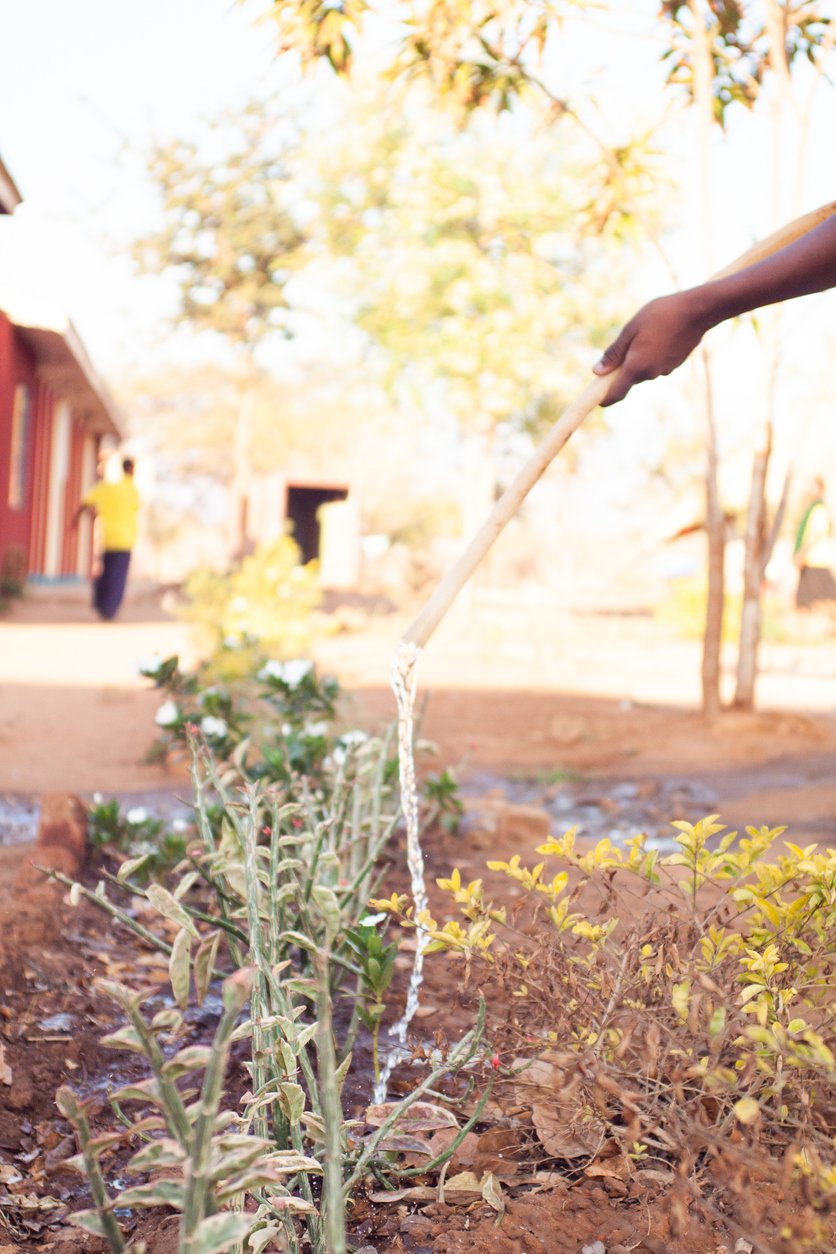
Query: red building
[{"left": 0, "top": 155, "right": 121, "bottom": 587}]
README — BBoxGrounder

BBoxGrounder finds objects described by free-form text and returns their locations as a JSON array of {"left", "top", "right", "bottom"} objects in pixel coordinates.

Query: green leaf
[
  {"left": 169, "top": 927, "right": 192, "bottom": 1010},
  {"left": 115, "top": 1179, "right": 186, "bottom": 1209},
  {"left": 128, "top": 1138, "right": 187, "bottom": 1172},
  {"left": 161, "top": 1045, "right": 213, "bottom": 1079},
  {"left": 190, "top": 1211, "right": 257, "bottom": 1254},
  {"left": 278, "top": 1081, "right": 306, "bottom": 1124},
  {"left": 146, "top": 884, "right": 199, "bottom": 938},
  {"left": 194, "top": 930, "right": 222, "bottom": 1006},
  {"left": 100, "top": 1026, "right": 146, "bottom": 1054},
  {"left": 67, "top": 1209, "right": 109, "bottom": 1236}
]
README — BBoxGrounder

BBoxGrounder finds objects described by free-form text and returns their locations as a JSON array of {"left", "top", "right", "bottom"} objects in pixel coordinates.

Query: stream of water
[{"left": 373, "top": 640, "right": 428, "bottom": 1104}]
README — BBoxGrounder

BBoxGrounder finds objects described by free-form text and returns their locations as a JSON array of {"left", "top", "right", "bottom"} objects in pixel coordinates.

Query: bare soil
[{"left": 1, "top": 584, "right": 835, "bottom": 1251}]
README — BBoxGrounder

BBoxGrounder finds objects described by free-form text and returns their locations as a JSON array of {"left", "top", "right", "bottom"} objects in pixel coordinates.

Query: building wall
[
  {"left": 0, "top": 312, "right": 37, "bottom": 581},
  {"left": 0, "top": 313, "right": 104, "bottom": 581}
]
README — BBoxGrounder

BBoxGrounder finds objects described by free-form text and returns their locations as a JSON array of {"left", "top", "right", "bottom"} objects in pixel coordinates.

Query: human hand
[{"left": 593, "top": 290, "right": 712, "bottom": 406}]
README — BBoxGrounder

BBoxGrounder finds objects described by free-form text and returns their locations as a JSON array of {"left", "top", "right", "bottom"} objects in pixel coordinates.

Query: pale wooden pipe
[{"left": 402, "top": 200, "right": 836, "bottom": 650}]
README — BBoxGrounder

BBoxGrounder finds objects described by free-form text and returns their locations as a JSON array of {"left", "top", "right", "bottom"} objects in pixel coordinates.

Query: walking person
[{"left": 71, "top": 456, "right": 141, "bottom": 620}]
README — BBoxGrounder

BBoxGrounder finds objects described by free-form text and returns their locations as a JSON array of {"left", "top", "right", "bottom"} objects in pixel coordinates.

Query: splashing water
[{"left": 373, "top": 639, "right": 428, "bottom": 1103}]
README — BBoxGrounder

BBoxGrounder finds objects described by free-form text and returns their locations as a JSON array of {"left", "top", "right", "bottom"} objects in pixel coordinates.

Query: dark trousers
[{"left": 93, "top": 549, "right": 132, "bottom": 620}]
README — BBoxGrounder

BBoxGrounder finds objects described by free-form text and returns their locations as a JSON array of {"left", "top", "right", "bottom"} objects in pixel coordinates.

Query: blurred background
[{"left": 2, "top": 0, "right": 836, "bottom": 760}]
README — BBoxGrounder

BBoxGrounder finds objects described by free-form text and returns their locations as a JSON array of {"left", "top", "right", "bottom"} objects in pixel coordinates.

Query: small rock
[
  {"left": 495, "top": 802, "right": 551, "bottom": 843},
  {"left": 581, "top": 1243, "right": 607, "bottom": 1254},
  {"left": 734, "top": 1242, "right": 754, "bottom": 1254}
]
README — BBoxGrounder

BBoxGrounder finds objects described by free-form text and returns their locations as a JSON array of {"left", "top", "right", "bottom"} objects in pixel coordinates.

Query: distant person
[
  {"left": 593, "top": 210, "right": 836, "bottom": 404},
  {"left": 71, "top": 457, "right": 141, "bottom": 621},
  {"left": 793, "top": 477, "right": 836, "bottom": 610}
]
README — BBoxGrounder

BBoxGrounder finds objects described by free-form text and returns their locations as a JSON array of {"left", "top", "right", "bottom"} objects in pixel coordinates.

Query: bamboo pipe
[{"left": 402, "top": 200, "right": 836, "bottom": 651}]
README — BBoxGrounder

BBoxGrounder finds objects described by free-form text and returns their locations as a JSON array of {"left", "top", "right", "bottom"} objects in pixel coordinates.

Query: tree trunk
[
  {"left": 732, "top": 0, "right": 798, "bottom": 709},
  {"left": 689, "top": 1, "right": 724, "bottom": 718},
  {"left": 733, "top": 421, "right": 771, "bottom": 708},
  {"left": 700, "top": 347, "right": 725, "bottom": 719},
  {"left": 228, "top": 383, "right": 255, "bottom": 562}
]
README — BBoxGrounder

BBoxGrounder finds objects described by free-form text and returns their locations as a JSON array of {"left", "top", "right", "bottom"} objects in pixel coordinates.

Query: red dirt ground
[{"left": 1, "top": 586, "right": 834, "bottom": 1251}]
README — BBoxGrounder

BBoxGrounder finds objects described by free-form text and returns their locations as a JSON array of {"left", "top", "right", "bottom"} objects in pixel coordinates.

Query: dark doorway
[{"left": 286, "top": 484, "right": 348, "bottom": 563}]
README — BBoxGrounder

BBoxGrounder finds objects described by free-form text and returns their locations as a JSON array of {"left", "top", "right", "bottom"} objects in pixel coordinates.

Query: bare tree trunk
[
  {"left": 229, "top": 383, "right": 255, "bottom": 562},
  {"left": 734, "top": 420, "right": 771, "bottom": 707},
  {"left": 689, "top": 0, "right": 724, "bottom": 718},
  {"left": 733, "top": 0, "right": 798, "bottom": 709},
  {"left": 700, "top": 348, "right": 725, "bottom": 718}
]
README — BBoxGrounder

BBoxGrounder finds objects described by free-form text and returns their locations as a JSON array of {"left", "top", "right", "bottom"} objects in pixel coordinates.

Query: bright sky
[{"left": 0, "top": 0, "right": 835, "bottom": 512}]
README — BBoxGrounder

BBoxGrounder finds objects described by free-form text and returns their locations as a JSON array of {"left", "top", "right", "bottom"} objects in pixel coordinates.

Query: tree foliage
[
  {"left": 660, "top": 0, "right": 832, "bottom": 125},
  {"left": 135, "top": 104, "right": 309, "bottom": 347}
]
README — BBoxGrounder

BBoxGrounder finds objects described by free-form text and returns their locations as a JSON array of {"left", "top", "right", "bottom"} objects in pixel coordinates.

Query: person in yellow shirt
[{"left": 72, "top": 457, "right": 141, "bottom": 620}]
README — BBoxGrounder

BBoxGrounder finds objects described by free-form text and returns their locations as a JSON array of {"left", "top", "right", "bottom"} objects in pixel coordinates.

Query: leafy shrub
[
  {"left": 178, "top": 536, "right": 323, "bottom": 679},
  {"left": 56, "top": 734, "right": 486, "bottom": 1254},
  {"left": 86, "top": 796, "right": 188, "bottom": 878},
  {"left": 376, "top": 816, "right": 836, "bottom": 1250}
]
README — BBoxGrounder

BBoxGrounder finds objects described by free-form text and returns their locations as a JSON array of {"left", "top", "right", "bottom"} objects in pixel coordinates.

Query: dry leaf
[
  {"left": 584, "top": 1156, "right": 631, "bottom": 1182},
  {"left": 364, "top": 1101, "right": 458, "bottom": 1132},
  {"left": 375, "top": 1134, "right": 433, "bottom": 1156},
  {"left": 427, "top": 1127, "right": 479, "bottom": 1170},
  {"left": 513, "top": 1053, "right": 604, "bottom": 1158},
  {"left": 481, "top": 1171, "right": 505, "bottom": 1214},
  {"left": 442, "top": 1171, "right": 483, "bottom": 1196}
]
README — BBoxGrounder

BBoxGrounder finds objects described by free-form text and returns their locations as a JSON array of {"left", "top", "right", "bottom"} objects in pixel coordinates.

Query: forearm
[{"left": 686, "top": 213, "right": 836, "bottom": 330}]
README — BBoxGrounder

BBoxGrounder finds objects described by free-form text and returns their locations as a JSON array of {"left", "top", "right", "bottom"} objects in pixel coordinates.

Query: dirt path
[{"left": 2, "top": 583, "right": 836, "bottom": 844}]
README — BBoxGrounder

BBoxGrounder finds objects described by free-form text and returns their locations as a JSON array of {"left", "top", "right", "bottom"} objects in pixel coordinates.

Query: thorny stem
[
  {"left": 180, "top": 972, "right": 251, "bottom": 1253},
  {"left": 56, "top": 1087, "right": 127, "bottom": 1254},
  {"left": 343, "top": 997, "right": 486, "bottom": 1196},
  {"left": 315, "top": 947, "right": 347, "bottom": 1254},
  {"left": 37, "top": 866, "right": 173, "bottom": 956}
]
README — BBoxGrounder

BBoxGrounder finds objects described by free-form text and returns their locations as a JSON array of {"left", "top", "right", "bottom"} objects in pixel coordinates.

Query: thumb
[{"left": 593, "top": 328, "right": 631, "bottom": 376}]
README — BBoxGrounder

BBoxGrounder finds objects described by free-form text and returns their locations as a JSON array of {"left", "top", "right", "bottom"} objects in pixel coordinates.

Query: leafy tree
[
  {"left": 655, "top": 1, "right": 833, "bottom": 713},
  {"left": 134, "top": 103, "right": 311, "bottom": 556}
]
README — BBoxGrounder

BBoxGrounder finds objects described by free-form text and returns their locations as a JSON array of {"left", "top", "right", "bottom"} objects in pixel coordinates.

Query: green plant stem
[
  {"left": 395, "top": 1080, "right": 494, "bottom": 1177},
  {"left": 37, "top": 868, "right": 173, "bottom": 956},
  {"left": 180, "top": 973, "right": 251, "bottom": 1253},
  {"left": 56, "top": 1088, "right": 127, "bottom": 1254},
  {"left": 343, "top": 998, "right": 486, "bottom": 1196},
  {"left": 316, "top": 947, "right": 346, "bottom": 1254},
  {"left": 116, "top": 999, "right": 194, "bottom": 1149}
]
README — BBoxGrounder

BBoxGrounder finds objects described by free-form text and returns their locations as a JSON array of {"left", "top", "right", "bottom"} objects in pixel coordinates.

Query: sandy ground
[{"left": 1, "top": 579, "right": 836, "bottom": 842}]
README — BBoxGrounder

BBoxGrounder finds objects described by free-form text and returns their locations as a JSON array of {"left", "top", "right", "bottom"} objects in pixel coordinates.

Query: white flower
[
  {"left": 222, "top": 634, "right": 240, "bottom": 649},
  {"left": 258, "top": 659, "right": 313, "bottom": 687},
  {"left": 172, "top": 818, "right": 189, "bottom": 833},
  {"left": 283, "top": 659, "right": 313, "bottom": 686},
  {"left": 339, "top": 729, "right": 367, "bottom": 748},
  {"left": 281, "top": 722, "right": 293, "bottom": 736},
  {"left": 258, "top": 660, "right": 285, "bottom": 682},
  {"left": 137, "top": 653, "right": 163, "bottom": 677},
  {"left": 200, "top": 716, "right": 228, "bottom": 740},
  {"left": 331, "top": 747, "right": 346, "bottom": 768},
  {"left": 304, "top": 721, "right": 329, "bottom": 738},
  {"left": 155, "top": 700, "right": 180, "bottom": 728},
  {"left": 126, "top": 806, "right": 150, "bottom": 825},
  {"left": 92, "top": 792, "right": 104, "bottom": 805},
  {"left": 359, "top": 912, "right": 387, "bottom": 928}
]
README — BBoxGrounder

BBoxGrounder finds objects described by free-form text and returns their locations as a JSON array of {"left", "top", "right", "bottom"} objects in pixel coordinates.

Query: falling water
[{"left": 373, "top": 639, "right": 428, "bottom": 1103}]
